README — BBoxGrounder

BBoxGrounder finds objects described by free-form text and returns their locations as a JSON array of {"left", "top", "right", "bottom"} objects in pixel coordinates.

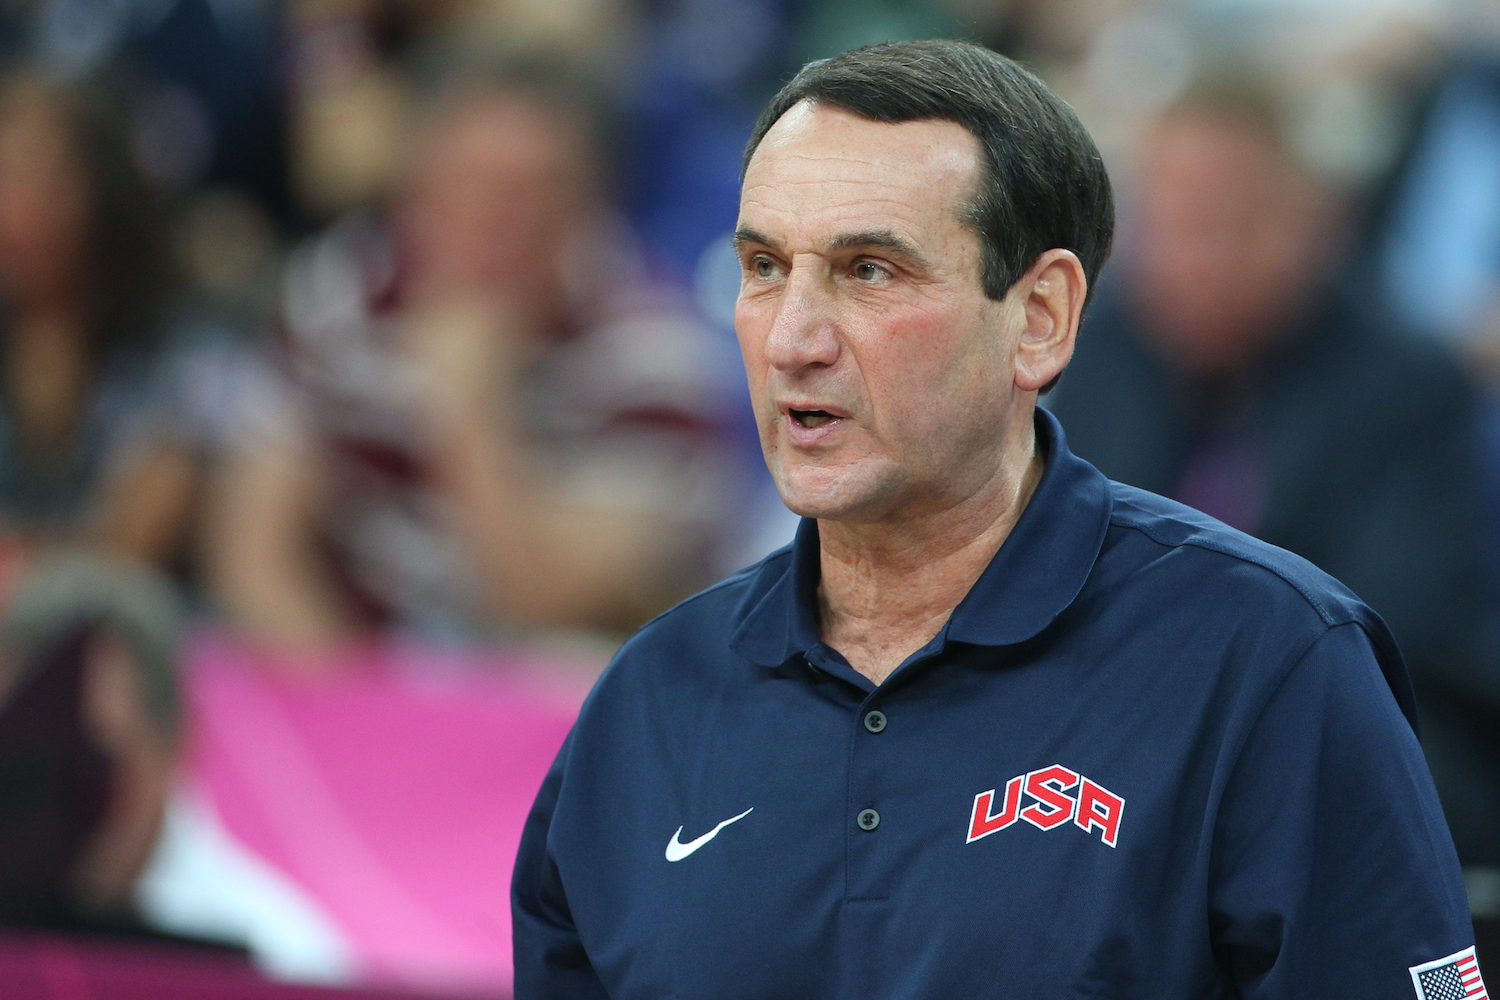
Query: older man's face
[{"left": 735, "top": 101, "right": 1019, "bottom": 523}]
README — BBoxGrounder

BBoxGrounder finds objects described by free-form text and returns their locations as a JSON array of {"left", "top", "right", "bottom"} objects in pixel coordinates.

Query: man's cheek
[{"left": 733, "top": 302, "right": 770, "bottom": 365}]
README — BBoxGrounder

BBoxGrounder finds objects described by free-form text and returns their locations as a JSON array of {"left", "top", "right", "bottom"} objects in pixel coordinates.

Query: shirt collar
[{"left": 729, "top": 407, "right": 1113, "bottom": 667}]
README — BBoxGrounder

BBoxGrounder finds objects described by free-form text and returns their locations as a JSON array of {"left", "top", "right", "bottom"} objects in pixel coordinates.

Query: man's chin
[{"left": 773, "top": 469, "right": 889, "bottom": 523}]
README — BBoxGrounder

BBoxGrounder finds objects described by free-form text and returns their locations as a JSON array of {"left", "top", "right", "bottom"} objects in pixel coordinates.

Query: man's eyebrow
[
  {"left": 731, "top": 226, "right": 931, "bottom": 268},
  {"left": 732, "top": 226, "right": 778, "bottom": 252},
  {"left": 829, "top": 230, "right": 929, "bottom": 266}
]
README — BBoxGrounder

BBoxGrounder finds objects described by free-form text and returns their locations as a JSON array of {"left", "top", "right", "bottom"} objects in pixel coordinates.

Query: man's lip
[
  {"left": 779, "top": 402, "right": 852, "bottom": 444},
  {"left": 779, "top": 402, "right": 851, "bottom": 420}
]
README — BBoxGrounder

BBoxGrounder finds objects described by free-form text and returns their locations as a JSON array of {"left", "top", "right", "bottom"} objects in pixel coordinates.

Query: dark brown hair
[{"left": 745, "top": 39, "right": 1115, "bottom": 309}]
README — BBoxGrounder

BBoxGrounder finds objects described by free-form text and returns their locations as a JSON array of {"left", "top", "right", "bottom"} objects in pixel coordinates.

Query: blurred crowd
[{"left": 3, "top": 0, "right": 1500, "bottom": 992}]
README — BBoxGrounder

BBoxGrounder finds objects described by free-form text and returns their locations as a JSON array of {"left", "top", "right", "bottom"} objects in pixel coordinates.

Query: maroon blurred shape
[{"left": 0, "top": 931, "right": 506, "bottom": 1000}]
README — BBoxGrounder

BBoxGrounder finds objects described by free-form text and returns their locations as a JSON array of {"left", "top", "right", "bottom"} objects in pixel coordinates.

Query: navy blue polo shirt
[{"left": 512, "top": 408, "right": 1476, "bottom": 1000}]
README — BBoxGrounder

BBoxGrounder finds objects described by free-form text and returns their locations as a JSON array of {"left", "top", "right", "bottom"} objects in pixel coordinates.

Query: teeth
[{"left": 794, "top": 410, "right": 835, "bottom": 428}]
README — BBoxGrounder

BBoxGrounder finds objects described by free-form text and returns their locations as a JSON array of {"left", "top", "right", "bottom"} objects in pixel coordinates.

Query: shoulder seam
[{"left": 1108, "top": 494, "right": 1342, "bottom": 628}]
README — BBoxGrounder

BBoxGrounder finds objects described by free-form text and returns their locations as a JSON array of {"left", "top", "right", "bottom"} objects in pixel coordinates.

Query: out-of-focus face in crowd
[
  {"left": 1131, "top": 105, "right": 1337, "bottom": 377},
  {"left": 0, "top": 78, "right": 89, "bottom": 311},
  {"left": 398, "top": 88, "right": 592, "bottom": 321}
]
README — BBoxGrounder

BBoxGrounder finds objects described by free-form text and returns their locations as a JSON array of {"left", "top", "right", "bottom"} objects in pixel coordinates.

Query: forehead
[{"left": 740, "top": 101, "right": 983, "bottom": 242}]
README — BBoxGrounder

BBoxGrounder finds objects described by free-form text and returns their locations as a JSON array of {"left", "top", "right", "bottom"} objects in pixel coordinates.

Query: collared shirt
[{"left": 512, "top": 408, "right": 1476, "bottom": 1000}]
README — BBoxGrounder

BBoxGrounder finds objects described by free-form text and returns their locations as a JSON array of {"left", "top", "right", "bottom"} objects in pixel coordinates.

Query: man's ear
[{"left": 1013, "top": 249, "right": 1086, "bottom": 393}]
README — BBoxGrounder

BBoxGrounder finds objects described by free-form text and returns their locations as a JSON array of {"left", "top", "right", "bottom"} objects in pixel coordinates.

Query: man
[
  {"left": 1047, "top": 77, "right": 1500, "bottom": 870},
  {"left": 513, "top": 40, "right": 1478, "bottom": 998}
]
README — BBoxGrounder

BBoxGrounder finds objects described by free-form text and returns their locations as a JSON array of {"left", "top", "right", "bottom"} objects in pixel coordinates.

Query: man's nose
[{"left": 763, "top": 265, "right": 841, "bottom": 372}]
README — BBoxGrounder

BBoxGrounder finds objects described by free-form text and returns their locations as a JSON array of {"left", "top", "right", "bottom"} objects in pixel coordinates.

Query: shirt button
[
  {"left": 863, "top": 710, "right": 887, "bottom": 734},
  {"left": 857, "top": 808, "right": 881, "bottom": 831}
]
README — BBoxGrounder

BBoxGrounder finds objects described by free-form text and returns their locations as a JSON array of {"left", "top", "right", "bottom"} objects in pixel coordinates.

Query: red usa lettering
[{"left": 966, "top": 765, "right": 1124, "bottom": 848}]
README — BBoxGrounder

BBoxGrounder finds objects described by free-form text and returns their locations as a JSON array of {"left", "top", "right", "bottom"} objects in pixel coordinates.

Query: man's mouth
[{"left": 789, "top": 408, "right": 840, "bottom": 429}]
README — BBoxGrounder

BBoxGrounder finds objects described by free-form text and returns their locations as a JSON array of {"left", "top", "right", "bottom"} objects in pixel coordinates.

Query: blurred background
[{"left": 0, "top": 0, "right": 1499, "bottom": 995}]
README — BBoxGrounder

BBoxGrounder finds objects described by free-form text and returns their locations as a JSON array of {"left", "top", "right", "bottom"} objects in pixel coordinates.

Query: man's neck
[{"left": 816, "top": 430, "right": 1045, "bottom": 685}]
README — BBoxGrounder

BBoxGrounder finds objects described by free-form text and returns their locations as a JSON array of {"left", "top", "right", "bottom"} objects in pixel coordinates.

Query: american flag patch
[{"left": 1410, "top": 946, "right": 1487, "bottom": 1000}]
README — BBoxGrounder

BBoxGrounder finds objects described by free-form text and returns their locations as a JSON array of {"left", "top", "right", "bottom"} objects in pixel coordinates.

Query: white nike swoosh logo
[{"left": 665, "top": 807, "right": 754, "bottom": 862}]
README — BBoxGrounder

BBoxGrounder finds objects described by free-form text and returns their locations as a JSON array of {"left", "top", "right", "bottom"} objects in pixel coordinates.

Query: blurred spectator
[
  {"left": 0, "top": 69, "right": 198, "bottom": 573},
  {"left": 1048, "top": 72, "right": 1500, "bottom": 869},
  {"left": 0, "top": 554, "right": 182, "bottom": 935},
  {"left": 285, "top": 0, "right": 638, "bottom": 225},
  {"left": 207, "top": 76, "right": 735, "bottom": 652},
  {"left": 0, "top": 65, "right": 200, "bottom": 942}
]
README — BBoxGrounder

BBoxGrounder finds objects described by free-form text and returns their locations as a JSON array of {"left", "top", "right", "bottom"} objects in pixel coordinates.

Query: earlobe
[{"left": 1014, "top": 250, "right": 1086, "bottom": 393}]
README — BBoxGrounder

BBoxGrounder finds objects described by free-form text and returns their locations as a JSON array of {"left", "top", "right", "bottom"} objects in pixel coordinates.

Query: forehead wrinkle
[
  {"left": 751, "top": 155, "right": 970, "bottom": 199},
  {"left": 771, "top": 149, "right": 893, "bottom": 171},
  {"left": 743, "top": 158, "right": 978, "bottom": 226},
  {"left": 740, "top": 183, "right": 953, "bottom": 220}
]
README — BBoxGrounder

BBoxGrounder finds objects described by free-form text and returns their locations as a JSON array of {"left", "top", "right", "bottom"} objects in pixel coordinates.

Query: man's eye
[
  {"left": 752, "top": 257, "right": 778, "bottom": 279},
  {"left": 853, "top": 261, "right": 888, "bottom": 282}
]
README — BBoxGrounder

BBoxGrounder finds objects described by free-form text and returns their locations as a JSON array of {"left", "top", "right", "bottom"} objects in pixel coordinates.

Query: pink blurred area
[
  {"left": 0, "top": 931, "right": 429, "bottom": 1000},
  {"left": 185, "top": 632, "right": 589, "bottom": 997}
]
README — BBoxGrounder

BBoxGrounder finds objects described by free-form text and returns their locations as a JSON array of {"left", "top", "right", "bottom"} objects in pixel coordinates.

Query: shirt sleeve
[
  {"left": 1209, "top": 621, "right": 1477, "bottom": 997},
  {"left": 511, "top": 743, "right": 610, "bottom": 1000}
]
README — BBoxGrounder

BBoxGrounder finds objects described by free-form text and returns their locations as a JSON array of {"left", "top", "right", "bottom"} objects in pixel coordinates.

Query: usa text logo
[{"left": 966, "top": 764, "right": 1124, "bottom": 848}]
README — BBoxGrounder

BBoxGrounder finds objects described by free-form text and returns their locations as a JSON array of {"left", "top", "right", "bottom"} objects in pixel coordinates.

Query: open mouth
[{"left": 789, "top": 408, "right": 840, "bottom": 429}]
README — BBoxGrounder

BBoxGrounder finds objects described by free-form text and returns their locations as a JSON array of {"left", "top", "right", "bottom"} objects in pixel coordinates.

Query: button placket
[{"left": 847, "top": 694, "right": 897, "bottom": 898}]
